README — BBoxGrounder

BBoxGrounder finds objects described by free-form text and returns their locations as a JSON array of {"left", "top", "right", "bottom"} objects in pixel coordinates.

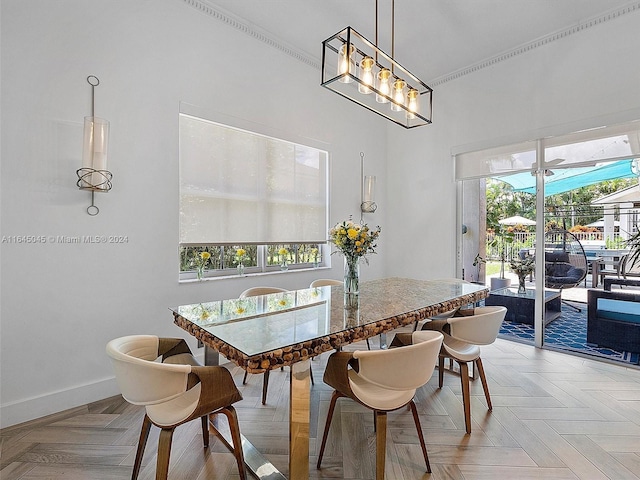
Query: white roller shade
[{"left": 179, "top": 114, "right": 328, "bottom": 244}]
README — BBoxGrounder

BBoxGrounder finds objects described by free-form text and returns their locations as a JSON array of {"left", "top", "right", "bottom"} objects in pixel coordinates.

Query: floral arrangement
[
  {"left": 510, "top": 256, "right": 535, "bottom": 276},
  {"left": 328, "top": 219, "right": 381, "bottom": 261},
  {"left": 193, "top": 251, "right": 211, "bottom": 279},
  {"left": 235, "top": 248, "right": 247, "bottom": 266},
  {"left": 193, "top": 250, "right": 211, "bottom": 267},
  {"left": 278, "top": 247, "right": 289, "bottom": 270}
]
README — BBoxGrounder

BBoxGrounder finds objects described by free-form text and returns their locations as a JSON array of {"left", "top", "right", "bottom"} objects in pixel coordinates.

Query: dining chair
[
  {"left": 106, "top": 335, "right": 246, "bottom": 480},
  {"left": 432, "top": 305, "right": 506, "bottom": 434},
  {"left": 317, "top": 330, "right": 444, "bottom": 480},
  {"left": 239, "top": 286, "right": 314, "bottom": 404},
  {"left": 309, "top": 278, "right": 342, "bottom": 288},
  {"left": 413, "top": 278, "right": 470, "bottom": 331}
]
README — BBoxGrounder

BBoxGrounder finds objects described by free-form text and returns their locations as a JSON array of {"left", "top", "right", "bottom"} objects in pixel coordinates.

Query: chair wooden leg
[
  {"left": 408, "top": 400, "right": 431, "bottom": 473},
  {"left": 374, "top": 411, "right": 387, "bottom": 480},
  {"left": 458, "top": 361, "right": 472, "bottom": 434},
  {"left": 156, "top": 428, "right": 174, "bottom": 480},
  {"left": 220, "top": 406, "right": 247, "bottom": 480},
  {"left": 200, "top": 415, "right": 209, "bottom": 448},
  {"left": 438, "top": 355, "right": 445, "bottom": 388},
  {"left": 131, "top": 414, "right": 152, "bottom": 480},
  {"left": 475, "top": 357, "right": 492, "bottom": 410},
  {"left": 261, "top": 370, "right": 270, "bottom": 405},
  {"left": 317, "top": 390, "right": 341, "bottom": 469},
  {"left": 242, "top": 371, "right": 248, "bottom": 385}
]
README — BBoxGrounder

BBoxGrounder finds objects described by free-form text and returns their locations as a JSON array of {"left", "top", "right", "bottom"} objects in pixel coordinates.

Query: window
[{"left": 179, "top": 113, "right": 329, "bottom": 279}]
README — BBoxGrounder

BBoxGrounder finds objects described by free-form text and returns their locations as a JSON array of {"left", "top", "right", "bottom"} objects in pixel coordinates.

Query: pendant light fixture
[{"left": 321, "top": 0, "right": 433, "bottom": 128}]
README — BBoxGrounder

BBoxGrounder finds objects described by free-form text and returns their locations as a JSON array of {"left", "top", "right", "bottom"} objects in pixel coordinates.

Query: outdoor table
[{"left": 171, "top": 277, "right": 489, "bottom": 480}]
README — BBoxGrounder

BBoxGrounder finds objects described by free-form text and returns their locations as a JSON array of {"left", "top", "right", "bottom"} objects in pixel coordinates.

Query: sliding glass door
[{"left": 456, "top": 121, "right": 640, "bottom": 363}]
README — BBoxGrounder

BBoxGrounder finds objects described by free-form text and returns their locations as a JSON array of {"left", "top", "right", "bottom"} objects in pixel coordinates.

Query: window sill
[{"left": 179, "top": 265, "right": 331, "bottom": 284}]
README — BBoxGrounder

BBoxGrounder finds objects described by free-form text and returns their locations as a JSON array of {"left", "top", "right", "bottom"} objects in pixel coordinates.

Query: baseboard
[{"left": 0, "top": 377, "right": 119, "bottom": 429}]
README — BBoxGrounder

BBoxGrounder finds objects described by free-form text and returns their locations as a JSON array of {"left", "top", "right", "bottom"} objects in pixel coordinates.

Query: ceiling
[{"left": 203, "top": 0, "right": 638, "bottom": 84}]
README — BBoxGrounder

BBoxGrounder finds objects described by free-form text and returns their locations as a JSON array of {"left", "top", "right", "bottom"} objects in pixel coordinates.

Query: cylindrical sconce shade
[
  {"left": 80, "top": 116, "right": 110, "bottom": 191},
  {"left": 361, "top": 175, "right": 377, "bottom": 213},
  {"left": 363, "top": 176, "right": 376, "bottom": 203}
]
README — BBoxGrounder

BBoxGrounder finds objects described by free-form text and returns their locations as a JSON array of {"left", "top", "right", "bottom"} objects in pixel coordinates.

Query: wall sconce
[
  {"left": 360, "top": 152, "right": 377, "bottom": 222},
  {"left": 76, "top": 75, "right": 112, "bottom": 215}
]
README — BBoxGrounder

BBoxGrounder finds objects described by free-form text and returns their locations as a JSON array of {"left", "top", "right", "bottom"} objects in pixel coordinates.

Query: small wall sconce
[
  {"left": 76, "top": 75, "right": 112, "bottom": 215},
  {"left": 360, "top": 152, "right": 377, "bottom": 221}
]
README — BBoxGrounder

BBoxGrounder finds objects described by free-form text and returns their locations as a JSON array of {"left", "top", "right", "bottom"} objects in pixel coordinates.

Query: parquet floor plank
[{"left": 1, "top": 338, "right": 639, "bottom": 480}]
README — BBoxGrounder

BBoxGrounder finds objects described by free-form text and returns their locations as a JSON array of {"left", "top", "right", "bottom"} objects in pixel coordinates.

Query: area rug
[{"left": 498, "top": 301, "right": 640, "bottom": 365}]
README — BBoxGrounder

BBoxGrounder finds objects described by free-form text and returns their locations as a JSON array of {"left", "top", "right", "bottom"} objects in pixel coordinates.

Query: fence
[{"left": 485, "top": 231, "right": 621, "bottom": 261}]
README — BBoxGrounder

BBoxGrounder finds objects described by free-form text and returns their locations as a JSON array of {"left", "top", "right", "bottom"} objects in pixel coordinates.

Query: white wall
[
  {"left": 386, "top": 9, "right": 640, "bottom": 281},
  {"left": 0, "top": 0, "right": 388, "bottom": 427}
]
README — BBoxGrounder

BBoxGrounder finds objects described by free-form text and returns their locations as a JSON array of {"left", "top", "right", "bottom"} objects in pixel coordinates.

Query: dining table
[{"left": 171, "top": 277, "right": 489, "bottom": 480}]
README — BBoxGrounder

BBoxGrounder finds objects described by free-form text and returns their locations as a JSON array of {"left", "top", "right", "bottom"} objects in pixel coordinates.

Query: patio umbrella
[{"left": 498, "top": 215, "right": 536, "bottom": 226}]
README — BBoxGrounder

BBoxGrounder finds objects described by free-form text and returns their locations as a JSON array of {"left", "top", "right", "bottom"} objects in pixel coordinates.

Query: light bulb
[
  {"left": 390, "top": 79, "right": 406, "bottom": 112},
  {"left": 406, "top": 88, "right": 419, "bottom": 119},
  {"left": 358, "top": 56, "right": 375, "bottom": 94},
  {"left": 337, "top": 44, "right": 355, "bottom": 83},
  {"left": 376, "top": 68, "right": 391, "bottom": 103}
]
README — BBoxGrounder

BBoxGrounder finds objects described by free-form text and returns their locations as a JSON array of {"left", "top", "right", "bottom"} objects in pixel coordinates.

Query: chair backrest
[
  {"left": 239, "top": 286, "right": 288, "bottom": 298},
  {"left": 106, "top": 335, "right": 192, "bottom": 406},
  {"left": 447, "top": 306, "right": 506, "bottom": 345},
  {"left": 352, "top": 331, "right": 443, "bottom": 391},
  {"left": 544, "top": 229, "right": 587, "bottom": 288},
  {"left": 310, "top": 279, "right": 342, "bottom": 288}
]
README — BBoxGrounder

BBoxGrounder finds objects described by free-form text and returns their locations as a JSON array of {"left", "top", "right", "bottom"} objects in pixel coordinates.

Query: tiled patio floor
[{"left": 486, "top": 273, "right": 640, "bottom": 366}]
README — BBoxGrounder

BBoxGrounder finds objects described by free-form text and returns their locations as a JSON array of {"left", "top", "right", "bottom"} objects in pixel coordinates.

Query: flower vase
[
  {"left": 237, "top": 263, "right": 245, "bottom": 276},
  {"left": 517, "top": 275, "right": 527, "bottom": 294},
  {"left": 280, "top": 259, "right": 288, "bottom": 271},
  {"left": 196, "top": 266, "right": 204, "bottom": 280},
  {"left": 343, "top": 256, "right": 360, "bottom": 295},
  {"left": 343, "top": 292, "right": 360, "bottom": 327}
]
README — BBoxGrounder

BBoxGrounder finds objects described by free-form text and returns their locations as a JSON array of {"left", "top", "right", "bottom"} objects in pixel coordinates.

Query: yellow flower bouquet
[
  {"left": 329, "top": 219, "right": 381, "bottom": 294},
  {"left": 278, "top": 247, "right": 289, "bottom": 271},
  {"left": 193, "top": 251, "right": 211, "bottom": 280},
  {"left": 235, "top": 248, "right": 247, "bottom": 276},
  {"left": 329, "top": 219, "right": 381, "bottom": 260}
]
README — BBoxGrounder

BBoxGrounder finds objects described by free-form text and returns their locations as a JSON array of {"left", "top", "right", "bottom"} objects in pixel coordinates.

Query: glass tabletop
[
  {"left": 490, "top": 286, "right": 559, "bottom": 300},
  {"left": 172, "top": 278, "right": 489, "bottom": 358}
]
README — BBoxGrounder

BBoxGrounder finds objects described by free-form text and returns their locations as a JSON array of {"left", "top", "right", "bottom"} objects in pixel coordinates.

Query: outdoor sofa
[{"left": 587, "top": 283, "right": 640, "bottom": 354}]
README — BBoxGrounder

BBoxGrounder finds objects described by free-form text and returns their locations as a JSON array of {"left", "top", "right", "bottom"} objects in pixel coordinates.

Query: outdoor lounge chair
[{"left": 545, "top": 229, "right": 587, "bottom": 311}]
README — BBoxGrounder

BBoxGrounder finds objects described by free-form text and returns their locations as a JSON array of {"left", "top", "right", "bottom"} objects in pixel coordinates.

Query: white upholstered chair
[
  {"left": 309, "top": 278, "right": 342, "bottom": 288},
  {"left": 106, "top": 335, "right": 246, "bottom": 480},
  {"left": 435, "top": 305, "right": 506, "bottom": 433},
  {"left": 239, "top": 286, "right": 289, "bottom": 298},
  {"left": 317, "top": 330, "right": 444, "bottom": 480}
]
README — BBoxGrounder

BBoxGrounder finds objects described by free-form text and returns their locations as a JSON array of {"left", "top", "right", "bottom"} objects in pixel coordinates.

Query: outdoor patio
[{"left": 486, "top": 271, "right": 640, "bottom": 366}]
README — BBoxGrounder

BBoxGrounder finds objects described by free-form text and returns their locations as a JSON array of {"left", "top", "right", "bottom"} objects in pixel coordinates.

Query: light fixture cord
[
  {"left": 375, "top": 0, "right": 378, "bottom": 63},
  {"left": 391, "top": 0, "right": 395, "bottom": 59},
  {"left": 360, "top": 152, "right": 365, "bottom": 223}
]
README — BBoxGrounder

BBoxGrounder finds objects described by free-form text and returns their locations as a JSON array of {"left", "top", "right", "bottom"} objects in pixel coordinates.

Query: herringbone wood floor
[{"left": 2, "top": 331, "right": 640, "bottom": 480}]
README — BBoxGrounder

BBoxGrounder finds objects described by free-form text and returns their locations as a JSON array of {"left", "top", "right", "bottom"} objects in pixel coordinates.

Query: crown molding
[
  {"left": 429, "top": 1, "right": 640, "bottom": 86},
  {"left": 182, "top": 0, "right": 321, "bottom": 70},
  {"left": 183, "top": 0, "right": 640, "bottom": 86}
]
